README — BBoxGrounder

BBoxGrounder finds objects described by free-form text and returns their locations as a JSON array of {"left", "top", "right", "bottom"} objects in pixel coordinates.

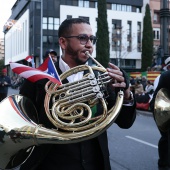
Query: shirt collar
[
  {"left": 59, "top": 56, "right": 70, "bottom": 73},
  {"left": 59, "top": 56, "right": 88, "bottom": 73}
]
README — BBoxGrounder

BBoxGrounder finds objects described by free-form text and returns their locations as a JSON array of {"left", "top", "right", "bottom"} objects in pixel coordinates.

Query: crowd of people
[
  {"left": 130, "top": 75, "right": 154, "bottom": 111},
  {"left": 10, "top": 75, "right": 24, "bottom": 89}
]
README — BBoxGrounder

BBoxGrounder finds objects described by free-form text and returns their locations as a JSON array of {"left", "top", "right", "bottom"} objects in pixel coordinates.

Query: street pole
[
  {"left": 160, "top": 0, "right": 170, "bottom": 62},
  {"left": 40, "top": 0, "right": 43, "bottom": 65}
]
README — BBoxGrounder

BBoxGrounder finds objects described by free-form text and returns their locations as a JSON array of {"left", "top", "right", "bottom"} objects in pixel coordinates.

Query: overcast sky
[{"left": 0, "top": 0, "right": 16, "bottom": 38}]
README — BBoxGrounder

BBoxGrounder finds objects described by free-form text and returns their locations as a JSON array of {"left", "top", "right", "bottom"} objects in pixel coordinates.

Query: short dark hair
[
  {"left": 58, "top": 18, "right": 90, "bottom": 38},
  {"left": 45, "top": 49, "right": 57, "bottom": 57}
]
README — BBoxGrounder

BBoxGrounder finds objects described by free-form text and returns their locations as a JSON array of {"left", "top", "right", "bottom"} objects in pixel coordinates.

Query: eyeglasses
[{"left": 63, "top": 34, "right": 97, "bottom": 45}]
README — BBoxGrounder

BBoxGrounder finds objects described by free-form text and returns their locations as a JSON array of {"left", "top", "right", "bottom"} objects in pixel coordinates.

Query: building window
[
  {"left": 127, "top": 6, "right": 132, "bottom": 12},
  {"left": 136, "top": 7, "right": 140, "bottom": 13},
  {"left": 112, "top": 20, "right": 122, "bottom": 52},
  {"left": 54, "top": 18, "right": 60, "bottom": 30},
  {"left": 35, "top": 2, "right": 41, "bottom": 9},
  {"left": 107, "top": 3, "right": 111, "bottom": 9},
  {"left": 153, "top": 11, "right": 160, "bottom": 24},
  {"left": 122, "top": 5, "right": 126, "bottom": 11},
  {"left": 153, "top": 28, "right": 160, "bottom": 40},
  {"left": 117, "top": 4, "right": 121, "bottom": 11},
  {"left": 111, "top": 4, "right": 116, "bottom": 10},
  {"left": 78, "top": 0, "right": 83, "bottom": 7},
  {"left": 137, "top": 22, "right": 142, "bottom": 52},
  {"left": 127, "top": 21, "right": 132, "bottom": 52},
  {"left": 43, "top": 17, "right": 47, "bottom": 29},
  {"left": 43, "top": 36, "right": 47, "bottom": 43},
  {"left": 48, "top": 36, "right": 53, "bottom": 44},
  {"left": 84, "top": 1, "right": 89, "bottom": 7},
  {"left": 48, "top": 17, "right": 53, "bottom": 30},
  {"left": 89, "top": 1, "right": 96, "bottom": 8},
  {"left": 121, "top": 59, "right": 136, "bottom": 68},
  {"left": 78, "top": 0, "right": 89, "bottom": 7},
  {"left": 43, "top": 17, "right": 59, "bottom": 30},
  {"left": 72, "top": 0, "right": 78, "bottom": 6}
]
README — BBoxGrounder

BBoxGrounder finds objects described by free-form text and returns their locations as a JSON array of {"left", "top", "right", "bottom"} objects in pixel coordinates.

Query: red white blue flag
[
  {"left": 25, "top": 56, "right": 33, "bottom": 62},
  {"left": 10, "top": 56, "right": 62, "bottom": 85}
]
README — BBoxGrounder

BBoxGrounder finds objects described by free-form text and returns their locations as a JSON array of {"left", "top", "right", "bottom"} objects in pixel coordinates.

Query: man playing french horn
[{"left": 19, "top": 18, "right": 136, "bottom": 170}]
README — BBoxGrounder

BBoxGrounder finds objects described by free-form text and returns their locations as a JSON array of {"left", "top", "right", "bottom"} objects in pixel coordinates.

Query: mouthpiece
[{"left": 85, "top": 51, "right": 105, "bottom": 69}]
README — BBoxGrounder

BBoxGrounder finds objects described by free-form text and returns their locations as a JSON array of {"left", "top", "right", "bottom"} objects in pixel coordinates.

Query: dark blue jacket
[{"left": 0, "top": 75, "right": 11, "bottom": 93}]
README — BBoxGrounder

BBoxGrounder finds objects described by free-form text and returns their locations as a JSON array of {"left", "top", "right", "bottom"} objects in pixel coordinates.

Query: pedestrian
[
  {"left": 19, "top": 18, "right": 136, "bottom": 170},
  {"left": 0, "top": 68, "right": 11, "bottom": 102},
  {"left": 44, "top": 49, "right": 58, "bottom": 63},
  {"left": 150, "top": 56, "right": 170, "bottom": 170}
]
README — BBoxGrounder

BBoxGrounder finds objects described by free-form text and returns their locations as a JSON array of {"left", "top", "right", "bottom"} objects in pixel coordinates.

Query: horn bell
[{"left": 154, "top": 88, "right": 170, "bottom": 132}]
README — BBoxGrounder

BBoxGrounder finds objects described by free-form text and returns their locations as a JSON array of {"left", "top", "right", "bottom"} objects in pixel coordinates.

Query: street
[
  {"left": 6, "top": 88, "right": 160, "bottom": 170},
  {"left": 108, "top": 112, "right": 160, "bottom": 170}
]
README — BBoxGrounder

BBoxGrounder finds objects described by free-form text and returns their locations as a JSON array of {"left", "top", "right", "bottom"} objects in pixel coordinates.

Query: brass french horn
[
  {"left": 0, "top": 51, "right": 124, "bottom": 169},
  {"left": 154, "top": 88, "right": 170, "bottom": 132}
]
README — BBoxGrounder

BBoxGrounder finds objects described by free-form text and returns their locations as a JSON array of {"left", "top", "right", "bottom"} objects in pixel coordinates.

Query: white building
[{"left": 4, "top": 0, "right": 143, "bottom": 70}]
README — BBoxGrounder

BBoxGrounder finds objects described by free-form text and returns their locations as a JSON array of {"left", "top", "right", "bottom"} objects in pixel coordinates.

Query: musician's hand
[
  {"left": 106, "top": 63, "right": 126, "bottom": 89},
  {"left": 106, "top": 63, "right": 131, "bottom": 100}
]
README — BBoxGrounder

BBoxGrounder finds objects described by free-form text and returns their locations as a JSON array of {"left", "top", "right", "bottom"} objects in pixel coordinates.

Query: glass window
[
  {"left": 111, "top": 4, "right": 116, "bottom": 10},
  {"left": 48, "top": 17, "right": 53, "bottom": 30},
  {"left": 107, "top": 3, "right": 111, "bottom": 10},
  {"left": 54, "top": 18, "right": 60, "bottom": 30},
  {"left": 43, "top": 17, "right": 47, "bottom": 29},
  {"left": 117, "top": 4, "right": 121, "bottom": 11},
  {"left": 127, "top": 6, "right": 131, "bottom": 12},
  {"left": 54, "top": 18, "right": 59, "bottom": 25},
  {"left": 35, "top": 2, "right": 40, "bottom": 9},
  {"left": 89, "top": 1, "right": 95, "bottom": 8},
  {"left": 72, "top": 0, "right": 78, "bottom": 6},
  {"left": 95, "top": 2, "right": 97, "bottom": 8},
  {"left": 78, "top": 0, "right": 83, "bottom": 7},
  {"left": 153, "top": 28, "right": 160, "bottom": 40},
  {"left": 43, "top": 36, "right": 47, "bottom": 43},
  {"left": 136, "top": 7, "right": 140, "bottom": 13},
  {"left": 48, "top": 36, "right": 53, "bottom": 44},
  {"left": 84, "top": 1, "right": 89, "bottom": 7},
  {"left": 49, "top": 17, "right": 53, "bottom": 24},
  {"left": 122, "top": 5, "right": 126, "bottom": 11}
]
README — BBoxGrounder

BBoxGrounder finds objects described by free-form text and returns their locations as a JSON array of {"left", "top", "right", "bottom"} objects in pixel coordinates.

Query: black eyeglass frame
[{"left": 63, "top": 34, "right": 97, "bottom": 45}]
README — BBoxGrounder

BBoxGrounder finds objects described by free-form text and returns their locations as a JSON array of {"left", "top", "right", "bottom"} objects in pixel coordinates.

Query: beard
[{"left": 66, "top": 43, "right": 88, "bottom": 65}]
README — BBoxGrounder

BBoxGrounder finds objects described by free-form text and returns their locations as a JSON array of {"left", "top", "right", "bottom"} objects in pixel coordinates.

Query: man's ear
[{"left": 59, "top": 37, "right": 67, "bottom": 50}]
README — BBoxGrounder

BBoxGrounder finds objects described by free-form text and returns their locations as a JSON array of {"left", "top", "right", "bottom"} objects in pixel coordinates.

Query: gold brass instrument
[
  {"left": 0, "top": 51, "right": 124, "bottom": 169},
  {"left": 154, "top": 88, "right": 170, "bottom": 132}
]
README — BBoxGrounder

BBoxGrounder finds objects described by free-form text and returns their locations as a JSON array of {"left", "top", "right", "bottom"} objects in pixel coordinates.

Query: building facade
[
  {"left": 4, "top": 0, "right": 143, "bottom": 71},
  {"left": 0, "top": 38, "right": 4, "bottom": 60},
  {"left": 150, "top": 0, "right": 161, "bottom": 51}
]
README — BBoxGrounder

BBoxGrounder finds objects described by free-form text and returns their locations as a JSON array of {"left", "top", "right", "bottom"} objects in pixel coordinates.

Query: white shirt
[{"left": 59, "top": 56, "right": 85, "bottom": 82}]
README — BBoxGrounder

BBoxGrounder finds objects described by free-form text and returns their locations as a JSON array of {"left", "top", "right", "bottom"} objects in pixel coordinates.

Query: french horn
[
  {"left": 154, "top": 88, "right": 170, "bottom": 132},
  {"left": 0, "top": 51, "right": 124, "bottom": 169}
]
